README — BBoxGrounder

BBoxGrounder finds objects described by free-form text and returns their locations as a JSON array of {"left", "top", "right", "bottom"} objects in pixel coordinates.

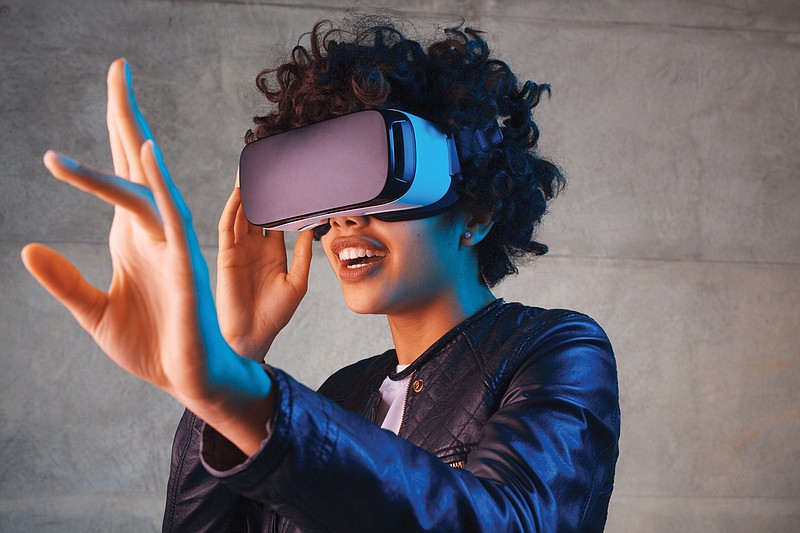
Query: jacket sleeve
[
  {"left": 198, "top": 314, "right": 620, "bottom": 532},
  {"left": 162, "top": 408, "right": 267, "bottom": 532}
]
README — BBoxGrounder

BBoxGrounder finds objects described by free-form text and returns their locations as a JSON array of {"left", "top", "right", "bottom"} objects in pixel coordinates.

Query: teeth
[{"left": 338, "top": 247, "right": 386, "bottom": 261}]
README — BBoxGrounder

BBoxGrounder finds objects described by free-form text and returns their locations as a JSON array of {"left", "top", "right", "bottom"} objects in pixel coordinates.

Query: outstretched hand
[
  {"left": 21, "top": 59, "right": 272, "bottom": 455},
  {"left": 216, "top": 186, "right": 313, "bottom": 361}
]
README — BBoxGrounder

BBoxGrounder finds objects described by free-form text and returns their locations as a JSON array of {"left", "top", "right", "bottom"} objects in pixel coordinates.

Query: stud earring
[{"left": 463, "top": 231, "right": 472, "bottom": 239}]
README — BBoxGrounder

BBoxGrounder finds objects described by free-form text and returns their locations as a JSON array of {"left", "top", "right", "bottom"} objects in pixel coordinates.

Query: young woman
[{"left": 22, "top": 16, "right": 620, "bottom": 533}]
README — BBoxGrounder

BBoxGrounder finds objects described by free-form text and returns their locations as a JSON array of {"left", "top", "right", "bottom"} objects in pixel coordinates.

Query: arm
[
  {"left": 201, "top": 314, "right": 620, "bottom": 532},
  {"left": 162, "top": 120, "right": 313, "bottom": 533},
  {"left": 162, "top": 409, "right": 266, "bottom": 532},
  {"left": 22, "top": 60, "right": 313, "bottom": 531}
]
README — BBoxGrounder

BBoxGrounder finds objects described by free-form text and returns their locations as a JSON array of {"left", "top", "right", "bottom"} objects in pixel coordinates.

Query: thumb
[{"left": 21, "top": 243, "right": 108, "bottom": 333}]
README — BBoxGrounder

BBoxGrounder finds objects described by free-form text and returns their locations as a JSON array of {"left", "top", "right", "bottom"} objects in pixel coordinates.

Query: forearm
[{"left": 164, "top": 409, "right": 265, "bottom": 532}]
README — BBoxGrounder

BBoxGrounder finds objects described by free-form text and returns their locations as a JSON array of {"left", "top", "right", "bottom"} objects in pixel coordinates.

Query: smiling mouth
[{"left": 338, "top": 247, "right": 387, "bottom": 269}]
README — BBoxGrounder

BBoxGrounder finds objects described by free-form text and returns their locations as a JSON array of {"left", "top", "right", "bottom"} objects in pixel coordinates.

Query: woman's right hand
[
  {"left": 215, "top": 187, "right": 313, "bottom": 361},
  {"left": 21, "top": 59, "right": 273, "bottom": 455}
]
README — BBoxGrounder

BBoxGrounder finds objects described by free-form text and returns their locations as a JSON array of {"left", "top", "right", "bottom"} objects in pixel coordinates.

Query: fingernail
[{"left": 42, "top": 150, "right": 61, "bottom": 164}]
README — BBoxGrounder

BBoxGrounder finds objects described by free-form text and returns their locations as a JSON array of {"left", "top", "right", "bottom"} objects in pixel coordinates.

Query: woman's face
[{"left": 319, "top": 213, "right": 468, "bottom": 316}]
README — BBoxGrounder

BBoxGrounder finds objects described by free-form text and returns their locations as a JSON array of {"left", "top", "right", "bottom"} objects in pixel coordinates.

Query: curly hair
[{"left": 245, "top": 15, "right": 564, "bottom": 287}]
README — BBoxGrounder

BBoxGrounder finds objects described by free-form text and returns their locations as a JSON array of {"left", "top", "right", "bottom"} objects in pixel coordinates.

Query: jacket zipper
[
  {"left": 397, "top": 370, "right": 415, "bottom": 435},
  {"left": 397, "top": 371, "right": 465, "bottom": 470}
]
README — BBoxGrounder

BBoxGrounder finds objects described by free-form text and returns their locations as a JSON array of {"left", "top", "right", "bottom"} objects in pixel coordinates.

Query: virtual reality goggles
[{"left": 239, "top": 108, "right": 502, "bottom": 232}]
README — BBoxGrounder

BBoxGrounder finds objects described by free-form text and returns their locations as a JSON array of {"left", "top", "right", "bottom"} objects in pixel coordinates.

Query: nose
[{"left": 329, "top": 215, "right": 369, "bottom": 228}]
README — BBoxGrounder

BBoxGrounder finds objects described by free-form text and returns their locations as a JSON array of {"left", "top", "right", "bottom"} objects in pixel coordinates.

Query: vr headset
[{"left": 238, "top": 108, "right": 502, "bottom": 233}]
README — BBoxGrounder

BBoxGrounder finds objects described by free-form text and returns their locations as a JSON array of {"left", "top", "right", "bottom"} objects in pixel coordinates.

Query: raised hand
[
  {"left": 216, "top": 186, "right": 313, "bottom": 361},
  {"left": 21, "top": 59, "right": 271, "bottom": 455}
]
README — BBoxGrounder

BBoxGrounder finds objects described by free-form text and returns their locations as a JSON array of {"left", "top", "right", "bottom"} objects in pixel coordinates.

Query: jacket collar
[{"left": 388, "top": 298, "right": 505, "bottom": 380}]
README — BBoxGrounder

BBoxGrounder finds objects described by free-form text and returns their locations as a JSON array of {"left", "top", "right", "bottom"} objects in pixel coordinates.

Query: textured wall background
[{"left": 2, "top": 0, "right": 799, "bottom": 531}]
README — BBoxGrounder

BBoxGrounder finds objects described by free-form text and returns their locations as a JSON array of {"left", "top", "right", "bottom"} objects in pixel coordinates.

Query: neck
[{"left": 387, "top": 285, "right": 496, "bottom": 365}]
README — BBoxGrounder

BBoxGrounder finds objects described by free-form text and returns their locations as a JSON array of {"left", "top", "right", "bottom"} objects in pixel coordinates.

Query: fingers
[
  {"left": 107, "top": 100, "right": 128, "bottom": 178},
  {"left": 43, "top": 151, "right": 164, "bottom": 240},
  {"left": 122, "top": 61, "right": 155, "bottom": 141},
  {"left": 261, "top": 228, "right": 289, "bottom": 269},
  {"left": 218, "top": 186, "right": 240, "bottom": 251},
  {"left": 140, "top": 140, "right": 188, "bottom": 245},
  {"left": 235, "top": 186, "right": 259, "bottom": 239},
  {"left": 287, "top": 230, "right": 313, "bottom": 291},
  {"left": 107, "top": 58, "right": 154, "bottom": 184},
  {"left": 21, "top": 243, "right": 107, "bottom": 333}
]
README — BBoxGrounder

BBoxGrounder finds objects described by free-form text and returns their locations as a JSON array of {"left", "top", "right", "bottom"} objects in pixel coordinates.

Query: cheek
[{"left": 398, "top": 230, "right": 454, "bottom": 280}]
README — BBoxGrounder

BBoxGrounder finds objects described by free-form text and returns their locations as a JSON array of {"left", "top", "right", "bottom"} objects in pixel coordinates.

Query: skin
[
  {"left": 21, "top": 59, "right": 495, "bottom": 457},
  {"left": 319, "top": 213, "right": 495, "bottom": 364},
  {"left": 21, "top": 59, "right": 274, "bottom": 456},
  {"left": 216, "top": 184, "right": 314, "bottom": 361}
]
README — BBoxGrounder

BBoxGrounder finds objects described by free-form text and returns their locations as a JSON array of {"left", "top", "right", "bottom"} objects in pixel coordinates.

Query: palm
[{"left": 98, "top": 216, "right": 192, "bottom": 390}]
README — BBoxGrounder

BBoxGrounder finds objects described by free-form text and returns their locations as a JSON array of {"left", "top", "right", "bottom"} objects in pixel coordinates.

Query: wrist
[
  {"left": 226, "top": 334, "right": 275, "bottom": 362},
  {"left": 182, "top": 355, "right": 274, "bottom": 456}
]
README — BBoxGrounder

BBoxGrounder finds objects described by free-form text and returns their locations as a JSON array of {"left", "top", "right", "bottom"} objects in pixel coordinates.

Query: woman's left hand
[{"left": 215, "top": 188, "right": 313, "bottom": 361}]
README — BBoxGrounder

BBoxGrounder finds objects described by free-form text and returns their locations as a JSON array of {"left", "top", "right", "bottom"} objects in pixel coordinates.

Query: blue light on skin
[
  {"left": 124, "top": 58, "right": 273, "bottom": 405},
  {"left": 124, "top": 62, "right": 156, "bottom": 143},
  {"left": 56, "top": 152, "right": 160, "bottom": 218},
  {"left": 148, "top": 123, "right": 271, "bottom": 403}
]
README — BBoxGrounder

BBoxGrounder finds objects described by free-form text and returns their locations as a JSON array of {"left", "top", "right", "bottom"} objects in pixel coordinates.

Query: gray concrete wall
[{"left": 2, "top": 0, "right": 798, "bottom": 531}]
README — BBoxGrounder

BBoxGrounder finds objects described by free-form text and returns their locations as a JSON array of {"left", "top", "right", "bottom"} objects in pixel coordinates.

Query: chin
[
  {"left": 339, "top": 284, "right": 397, "bottom": 315},
  {"left": 342, "top": 292, "right": 386, "bottom": 315}
]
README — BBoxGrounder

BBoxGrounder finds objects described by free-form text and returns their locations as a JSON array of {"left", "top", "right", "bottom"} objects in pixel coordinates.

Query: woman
[{"left": 22, "top": 16, "right": 620, "bottom": 532}]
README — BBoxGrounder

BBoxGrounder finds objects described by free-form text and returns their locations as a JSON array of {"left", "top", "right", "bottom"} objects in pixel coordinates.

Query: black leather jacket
[{"left": 162, "top": 300, "right": 620, "bottom": 532}]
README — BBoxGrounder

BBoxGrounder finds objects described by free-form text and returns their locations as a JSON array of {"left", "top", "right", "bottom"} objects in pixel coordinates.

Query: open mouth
[
  {"left": 329, "top": 237, "right": 388, "bottom": 279},
  {"left": 338, "top": 247, "right": 387, "bottom": 269}
]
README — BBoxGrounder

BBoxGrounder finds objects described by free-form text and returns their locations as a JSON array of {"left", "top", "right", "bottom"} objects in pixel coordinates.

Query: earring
[{"left": 463, "top": 231, "right": 472, "bottom": 239}]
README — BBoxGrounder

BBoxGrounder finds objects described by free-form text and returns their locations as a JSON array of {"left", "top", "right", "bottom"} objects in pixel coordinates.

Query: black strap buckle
[{"left": 454, "top": 119, "right": 504, "bottom": 163}]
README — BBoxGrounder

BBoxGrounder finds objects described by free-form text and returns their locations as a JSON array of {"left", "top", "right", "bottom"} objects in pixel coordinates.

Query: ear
[{"left": 461, "top": 210, "right": 494, "bottom": 247}]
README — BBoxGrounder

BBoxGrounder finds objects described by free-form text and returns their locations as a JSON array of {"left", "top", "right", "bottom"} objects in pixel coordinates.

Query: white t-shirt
[{"left": 376, "top": 364, "right": 412, "bottom": 434}]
